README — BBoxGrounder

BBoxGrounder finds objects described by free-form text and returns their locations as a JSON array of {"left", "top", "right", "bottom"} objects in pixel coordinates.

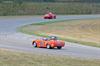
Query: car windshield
[{"left": 49, "top": 36, "right": 57, "bottom": 40}]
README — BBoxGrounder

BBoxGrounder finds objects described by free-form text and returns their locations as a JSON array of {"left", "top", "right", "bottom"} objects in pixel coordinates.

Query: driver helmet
[{"left": 42, "top": 38, "right": 48, "bottom": 41}]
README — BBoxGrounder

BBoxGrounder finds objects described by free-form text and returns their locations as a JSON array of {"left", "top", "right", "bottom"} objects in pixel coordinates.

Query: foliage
[
  {"left": 0, "top": 2, "right": 100, "bottom": 15},
  {"left": 1, "top": 0, "right": 100, "bottom": 3}
]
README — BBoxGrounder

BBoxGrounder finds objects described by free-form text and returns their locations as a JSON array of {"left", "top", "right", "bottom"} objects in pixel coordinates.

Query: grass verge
[
  {"left": 19, "top": 18, "right": 100, "bottom": 48},
  {"left": 0, "top": 49, "right": 100, "bottom": 66}
]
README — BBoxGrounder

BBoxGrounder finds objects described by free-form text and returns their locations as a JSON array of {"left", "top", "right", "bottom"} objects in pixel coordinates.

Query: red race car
[
  {"left": 32, "top": 36, "right": 65, "bottom": 49},
  {"left": 43, "top": 12, "right": 56, "bottom": 19}
]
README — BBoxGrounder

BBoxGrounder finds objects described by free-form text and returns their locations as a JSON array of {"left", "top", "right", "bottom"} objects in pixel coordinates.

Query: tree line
[
  {"left": 0, "top": 0, "right": 100, "bottom": 3},
  {"left": 0, "top": 0, "right": 100, "bottom": 15},
  {"left": 0, "top": 3, "right": 100, "bottom": 16}
]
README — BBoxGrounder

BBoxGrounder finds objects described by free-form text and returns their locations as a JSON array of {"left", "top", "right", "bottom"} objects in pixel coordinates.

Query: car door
[{"left": 40, "top": 40, "right": 45, "bottom": 47}]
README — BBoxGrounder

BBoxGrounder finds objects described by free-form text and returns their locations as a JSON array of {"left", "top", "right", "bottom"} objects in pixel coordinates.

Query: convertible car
[
  {"left": 32, "top": 36, "right": 65, "bottom": 49},
  {"left": 43, "top": 12, "right": 56, "bottom": 19}
]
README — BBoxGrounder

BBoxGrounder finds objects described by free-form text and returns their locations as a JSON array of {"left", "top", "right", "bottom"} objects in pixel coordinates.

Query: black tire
[
  {"left": 57, "top": 46, "right": 62, "bottom": 49},
  {"left": 32, "top": 42, "right": 37, "bottom": 47},
  {"left": 54, "top": 16, "right": 56, "bottom": 19},
  {"left": 46, "top": 44, "right": 52, "bottom": 49}
]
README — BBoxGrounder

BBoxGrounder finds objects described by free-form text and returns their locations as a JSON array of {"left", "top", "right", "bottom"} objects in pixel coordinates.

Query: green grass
[
  {"left": 0, "top": 49, "right": 100, "bottom": 66},
  {"left": 19, "top": 18, "right": 100, "bottom": 48},
  {"left": 19, "top": 29, "right": 99, "bottom": 47}
]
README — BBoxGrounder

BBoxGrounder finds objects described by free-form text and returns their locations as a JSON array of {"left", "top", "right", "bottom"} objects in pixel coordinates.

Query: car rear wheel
[
  {"left": 32, "top": 42, "right": 37, "bottom": 47},
  {"left": 57, "top": 46, "right": 62, "bottom": 49},
  {"left": 46, "top": 44, "right": 52, "bottom": 49},
  {"left": 54, "top": 16, "right": 56, "bottom": 19}
]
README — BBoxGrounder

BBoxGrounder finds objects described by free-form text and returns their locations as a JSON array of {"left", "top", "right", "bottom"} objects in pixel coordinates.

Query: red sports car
[
  {"left": 43, "top": 12, "right": 56, "bottom": 19},
  {"left": 32, "top": 36, "right": 65, "bottom": 49}
]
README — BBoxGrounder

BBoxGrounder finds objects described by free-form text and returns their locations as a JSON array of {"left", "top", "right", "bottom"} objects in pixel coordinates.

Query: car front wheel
[
  {"left": 32, "top": 42, "right": 37, "bottom": 47},
  {"left": 46, "top": 44, "right": 52, "bottom": 49}
]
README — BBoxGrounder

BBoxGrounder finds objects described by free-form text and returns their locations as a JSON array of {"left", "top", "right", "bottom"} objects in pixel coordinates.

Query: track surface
[{"left": 0, "top": 15, "right": 100, "bottom": 59}]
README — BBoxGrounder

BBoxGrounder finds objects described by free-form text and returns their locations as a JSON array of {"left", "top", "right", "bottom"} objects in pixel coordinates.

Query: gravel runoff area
[{"left": 0, "top": 15, "right": 100, "bottom": 59}]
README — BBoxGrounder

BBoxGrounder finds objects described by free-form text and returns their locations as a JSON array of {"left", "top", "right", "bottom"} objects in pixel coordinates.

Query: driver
[{"left": 42, "top": 38, "right": 48, "bottom": 41}]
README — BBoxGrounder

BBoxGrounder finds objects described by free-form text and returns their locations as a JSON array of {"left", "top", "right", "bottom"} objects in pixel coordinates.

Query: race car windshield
[{"left": 49, "top": 36, "right": 57, "bottom": 40}]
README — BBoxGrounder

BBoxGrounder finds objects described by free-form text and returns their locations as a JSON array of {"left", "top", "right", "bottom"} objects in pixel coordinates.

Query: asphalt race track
[{"left": 0, "top": 15, "right": 100, "bottom": 59}]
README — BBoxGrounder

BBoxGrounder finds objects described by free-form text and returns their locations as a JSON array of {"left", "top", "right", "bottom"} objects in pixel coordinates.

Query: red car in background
[
  {"left": 43, "top": 12, "right": 56, "bottom": 19},
  {"left": 32, "top": 36, "right": 65, "bottom": 49}
]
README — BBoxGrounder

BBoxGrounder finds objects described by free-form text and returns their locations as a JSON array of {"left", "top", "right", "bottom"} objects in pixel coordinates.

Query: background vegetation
[
  {"left": 0, "top": 0, "right": 100, "bottom": 15},
  {"left": 1, "top": 0, "right": 100, "bottom": 3}
]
